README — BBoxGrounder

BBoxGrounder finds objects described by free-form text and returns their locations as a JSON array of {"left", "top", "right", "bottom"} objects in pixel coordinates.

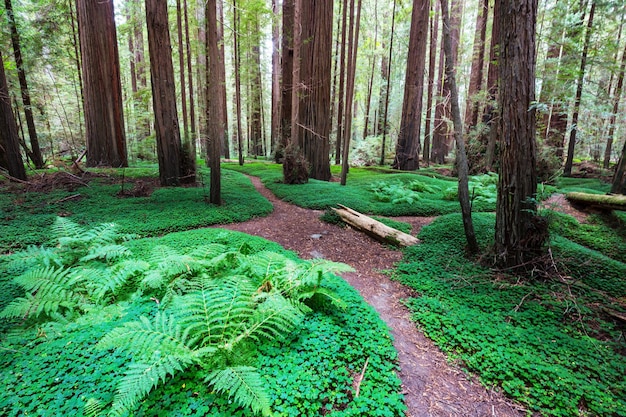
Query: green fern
[
  {"left": 83, "top": 398, "right": 104, "bottom": 417},
  {"left": 207, "top": 366, "right": 272, "bottom": 416}
]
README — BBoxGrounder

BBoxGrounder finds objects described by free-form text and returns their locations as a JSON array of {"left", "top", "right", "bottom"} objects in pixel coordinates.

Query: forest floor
[{"left": 219, "top": 176, "right": 534, "bottom": 417}]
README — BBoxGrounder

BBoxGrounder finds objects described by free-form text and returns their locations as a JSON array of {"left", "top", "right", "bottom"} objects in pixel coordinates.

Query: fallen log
[
  {"left": 332, "top": 204, "right": 419, "bottom": 247},
  {"left": 565, "top": 192, "right": 626, "bottom": 212}
]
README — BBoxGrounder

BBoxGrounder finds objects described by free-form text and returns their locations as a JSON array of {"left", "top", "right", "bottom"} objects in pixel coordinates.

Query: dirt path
[{"left": 220, "top": 176, "right": 527, "bottom": 417}]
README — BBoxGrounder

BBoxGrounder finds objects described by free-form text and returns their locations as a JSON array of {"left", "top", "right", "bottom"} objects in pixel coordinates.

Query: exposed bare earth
[{"left": 219, "top": 176, "right": 527, "bottom": 417}]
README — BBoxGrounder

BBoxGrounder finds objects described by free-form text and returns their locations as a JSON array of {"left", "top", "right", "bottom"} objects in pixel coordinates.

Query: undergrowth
[
  {"left": 394, "top": 213, "right": 626, "bottom": 416},
  {"left": 0, "top": 225, "right": 405, "bottom": 417},
  {"left": 0, "top": 168, "right": 272, "bottom": 253}
]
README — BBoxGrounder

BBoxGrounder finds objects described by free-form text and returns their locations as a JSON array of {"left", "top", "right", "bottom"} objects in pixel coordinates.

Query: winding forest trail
[{"left": 220, "top": 176, "right": 527, "bottom": 417}]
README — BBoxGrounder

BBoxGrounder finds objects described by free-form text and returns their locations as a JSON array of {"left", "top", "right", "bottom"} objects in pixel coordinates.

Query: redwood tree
[
  {"left": 145, "top": 0, "right": 183, "bottom": 185},
  {"left": 77, "top": 0, "right": 128, "bottom": 168},
  {"left": 0, "top": 51, "right": 27, "bottom": 181},
  {"left": 494, "top": 0, "right": 542, "bottom": 267},
  {"left": 393, "top": 0, "right": 429, "bottom": 170},
  {"left": 296, "top": 0, "right": 333, "bottom": 181}
]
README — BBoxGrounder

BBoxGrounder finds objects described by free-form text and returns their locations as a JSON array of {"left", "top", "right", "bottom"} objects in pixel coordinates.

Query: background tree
[
  {"left": 207, "top": 0, "right": 224, "bottom": 204},
  {"left": 494, "top": 0, "right": 543, "bottom": 268},
  {"left": 77, "top": 0, "right": 127, "bottom": 168},
  {"left": 296, "top": 0, "right": 333, "bottom": 181},
  {"left": 145, "top": 0, "right": 183, "bottom": 186},
  {"left": 0, "top": 51, "right": 27, "bottom": 181},
  {"left": 392, "top": 0, "right": 429, "bottom": 171},
  {"left": 604, "top": 35, "right": 626, "bottom": 169},
  {"left": 4, "top": 0, "right": 44, "bottom": 168}
]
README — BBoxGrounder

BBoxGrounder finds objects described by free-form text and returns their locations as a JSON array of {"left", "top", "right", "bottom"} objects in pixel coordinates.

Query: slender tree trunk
[
  {"left": 290, "top": 0, "right": 301, "bottom": 149},
  {"left": 495, "top": 0, "right": 541, "bottom": 267},
  {"left": 207, "top": 0, "right": 224, "bottom": 203},
  {"left": 603, "top": 33, "right": 626, "bottom": 168},
  {"left": 67, "top": 0, "right": 84, "bottom": 142},
  {"left": 483, "top": 0, "right": 501, "bottom": 170},
  {"left": 184, "top": 0, "right": 197, "bottom": 161},
  {"left": 379, "top": 0, "right": 396, "bottom": 166},
  {"left": 341, "top": 0, "right": 363, "bottom": 185},
  {"left": 329, "top": 2, "right": 342, "bottom": 160},
  {"left": 423, "top": 0, "right": 439, "bottom": 165},
  {"left": 145, "top": 0, "right": 182, "bottom": 185},
  {"left": 362, "top": 0, "right": 378, "bottom": 140},
  {"left": 271, "top": 0, "right": 281, "bottom": 157},
  {"left": 335, "top": 0, "right": 349, "bottom": 165},
  {"left": 250, "top": 33, "right": 264, "bottom": 157},
  {"left": 464, "top": 0, "right": 488, "bottom": 133},
  {"left": 392, "top": 0, "right": 429, "bottom": 171},
  {"left": 217, "top": 0, "right": 229, "bottom": 159},
  {"left": 78, "top": 0, "right": 128, "bottom": 168},
  {"left": 564, "top": 1, "right": 596, "bottom": 177},
  {"left": 5, "top": 0, "right": 44, "bottom": 168},
  {"left": 233, "top": 0, "right": 244, "bottom": 165},
  {"left": 196, "top": 2, "right": 207, "bottom": 156},
  {"left": 440, "top": 0, "right": 478, "bottom": 253},
  {"left": 0, "top": 51, "right": 27, "bottom": 180}
]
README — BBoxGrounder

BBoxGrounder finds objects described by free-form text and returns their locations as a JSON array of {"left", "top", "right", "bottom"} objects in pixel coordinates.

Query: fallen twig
[
  {"left": 53, "top": 194, "right": 81, "bottom": 204},
  {"left": 355, "top": 356, "right": 370, "bottom": 398}
]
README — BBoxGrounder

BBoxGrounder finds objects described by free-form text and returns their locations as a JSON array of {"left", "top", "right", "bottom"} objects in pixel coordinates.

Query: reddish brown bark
[
  {"left": 77, "top": 0, "right": 127, "bottom": 168},
  {"left": 604, "top": 37, "right": 626, "bottom": 169},
  {"left": 279, "top": 0, "right": 295, "bottom": 159},
  {"left": 423, "top": 0, "right": 439, "bottom": 165},
  {"left": 0, "top": 50, "right": 27, "bottom": 180},
  {"left": 464, "top": 0, "right": 488, "bottom": 133},
  {"left": 207, "top": 0, "right": 224, "bottom": 203}
]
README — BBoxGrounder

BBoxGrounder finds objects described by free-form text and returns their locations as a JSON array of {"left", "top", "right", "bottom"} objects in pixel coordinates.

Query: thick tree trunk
[
  {"left": 392, "top": 0, "right": 429, "bottom": 171},
  {"left": 207, "top": 0, "right": 224, "bottom": 203},
  {"left": 483, "top": 0, "right": 501, "bottom": 171},
  {"left": 494, "top": 0, "right": 541, "bottom": 268},
  {"left": 278, "top": 0, "right": 295, "bottom": 160},
  {"left": 603, "top": 36, "right": 626, "bottom": 169},
  {"left": 271, "top": 0, "right": 281, "bottom": 158},
  {"left": 0, "top": 51, "right": 27, "bottom": 181},
  {"left": 249, "top": 37, "right": 264, "bottom": 157},
  {"left": 440, "top": 0, "right": 479, "bottom": 254},
  {"left": 217, "top": 0, "right": 229, "bottom": 159},
  {"left": 564, "top": 1, "right": 596, "bottom": 177},
  {"left": 423, "top": 0, "right": 439, "bottom": 166},
  {"left": 145, "top": 0, "right": 182, "bottom": 186},
  {"left": 612, "top": 142, "right": 626, "bottom": 194},
  {"left": 184, "top": 0, "right": 197, "bottom": 161},
  {"left": 566, "top": 192, "right": 626, "bottom": 210},
  {"left": 297, "top": 0, "right": 333, "bottom": 181},
  {"left": 77, "top": 0, "right": 128, "bottom": 168},
  {"left": 4, "top": 0, "right": 44, "bottom": 168},
  {"left": 332, "top": 205, "right": 419, "bottom": 246}
]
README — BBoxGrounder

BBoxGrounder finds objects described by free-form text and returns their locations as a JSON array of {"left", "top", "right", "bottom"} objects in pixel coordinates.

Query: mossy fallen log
[
  {"left": 565, "top": 192, "right": 626, "bottom": 212},
  {"left": 332, "top": 204, "right": 419, "bottom": 247}
]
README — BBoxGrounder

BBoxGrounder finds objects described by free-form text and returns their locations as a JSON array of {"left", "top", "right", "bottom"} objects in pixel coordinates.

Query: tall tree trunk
[
  {"left": 379, "top": 0, "right": 397, "bottom": 166},
  {"left": 271, "top": 0, "right": 281, "bottom": 158},
  {"left": 217, "top": 0, "right": 229, "bottom": 159},
  {"left": 362, "top": 0, "right": 378, "bottom": 140},
  {"left": 77, "top": 0, "right": 127, "bottom": 168},
  {"left": 329, "top": 1, "right": 342, "bottom": 160},
  {"left": 206, "top": 0, "right": 224, "bottom": 203},
  {"left": 335, "top": 0, "right": 349, "bottom": 165},
  {"left": 392, "top": 0, "right": 429, "bottom": 171},
  {"left": 233, "top": 0, "right": 244, "bottom": 165},
  {"left": 440, "top": 0, "right": 478, "bottom": 253},
  {"left": 564, "top": 1, "right": 596, "bottom": 177},
  {"left": 297, "top": 0, "right": 333, "bottom": 180},
  {"left": 145, "top": 0, "right": 182, "bottom": 185},
  {"left": 431, "top": 0, "right": 463, "bottom": 164},
  {"left": 250, "top": 33, "right": 264, "bottom": 157},
  {"left": 278, "top": 0, "right": 295, "bottom": 160},
  {"left": 604, "top": 38, "right": 626, "bottom": 169},
  {"left": 67, "top": 0, "right": 85, "bottom": 142},
  {"left": 495, "top": 0, "right": 541, "bottom": 268},
  {"left": 612, "top": 142, "right": 626, "bottom": 194},
  {"left": 196, "top": 1, "right": 207, "bottom": 156},
  {"left": 464, "top": 0, "right": 488, "bottom": 133},
  {"left": 184, "top": 0, "right": 197, "bottom": 161},
  {"left": 423, "top": 0, "right": 439, "bottom": 165},
  {"left": 341, "top": 0, "right": 363, "bottom": 185},
  {"left": 0, "top": 51, "right": 27, "bottom": 180},
  {"left": 482, "top": 0, "right": 501, "bottom": 170},
  {"left": 5, "top": 0, "right": 44, "bottom": 168}
]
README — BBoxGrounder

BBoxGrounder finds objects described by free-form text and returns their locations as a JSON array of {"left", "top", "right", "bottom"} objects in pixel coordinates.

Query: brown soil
[
  {"left": 219, "top": 176, "right": 527, "bottom": 417},
  {"left": 542, "top": 193, "right": 589, "bottom": 223}
]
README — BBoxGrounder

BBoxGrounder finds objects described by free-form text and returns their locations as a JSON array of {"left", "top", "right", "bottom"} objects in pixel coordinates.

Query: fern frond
[
  {"left": 207, "top": 366, "right": 272, "bottom": 416},
  {"left": 245, "top": 251, "right": 291, "bottom": 283},
  {"left": 82, "top": 222, "right": 119, "bottom": 246},
  {"left": 80, "top": 244, "right": 132, "bottom": 263},
  {"left": 296, "top": 287, "right": 347, "bottom": 310},
  {"left": 14, "top": 266, "right": 73, "bottom": 292},
  {"left": 188, "top": 244, "right": 228, "bottom": 260},
  {"left": 4, "top": 245, "right": 62, "bottom": 273},
  {"left": 229, "top": 293, "right": 303, "bottom": 348},
  {"left": 148, "top": 245, "right": 180, "bottom": 264},
  {"left": 92, "top": 260, "right": 149, "bottom": 301},
  {"left": 141, "top": 270, "right": 165, "bottom": 290},
  {"left": 110, "top": 354, "right": 195, "bottom": 417},
  {"left": 0, "top": 295, "right": 36, "bottom": 319},
  {"left": 175, "top": 276, "right": 256, "bottom": 347},
  {"left": 83, "top": 398, "right": 103, "bottom": 417},
  {"left": 52, "top": 217, "right": 84, "bottom": 241}
]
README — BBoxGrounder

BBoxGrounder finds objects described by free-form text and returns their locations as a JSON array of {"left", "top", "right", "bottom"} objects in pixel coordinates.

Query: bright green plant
[
  {"left": 98, "top": 243, "right": 352, "bottom": 416},
  {"left": 0, "top": 217, "right": 144, "bottom": 323}
]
